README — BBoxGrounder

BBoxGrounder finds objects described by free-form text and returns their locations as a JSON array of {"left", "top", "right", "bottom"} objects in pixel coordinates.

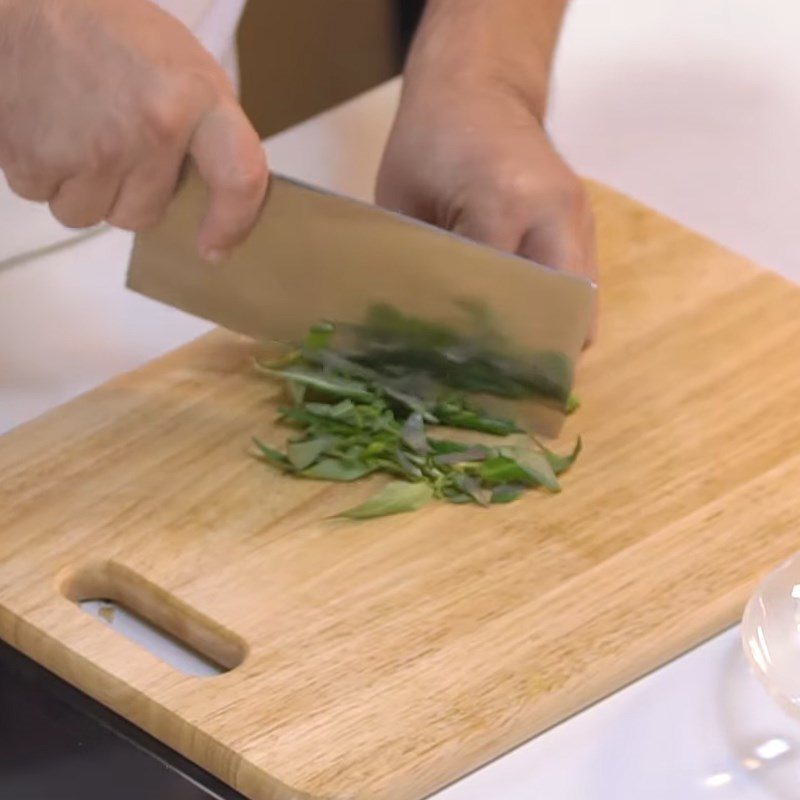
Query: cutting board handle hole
[{"left": 61, "top": 561, "right": 247, "bottom": 678}]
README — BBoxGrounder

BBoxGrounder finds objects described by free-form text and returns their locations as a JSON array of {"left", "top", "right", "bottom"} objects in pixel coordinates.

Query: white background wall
[{"left": 551, "top": 0, "right": 800, "bottom": 281}]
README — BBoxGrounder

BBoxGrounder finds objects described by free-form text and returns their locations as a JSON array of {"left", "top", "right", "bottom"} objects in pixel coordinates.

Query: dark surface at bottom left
[{"left": 0, "top": 639, "right": 247, "bottom": 800}]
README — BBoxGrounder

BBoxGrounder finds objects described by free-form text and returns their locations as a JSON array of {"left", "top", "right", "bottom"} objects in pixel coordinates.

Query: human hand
[
  {"left": 0, "top": 0, "right": 267, "bottom": 260},
  {"left": 377, "top": 82, "right": 596, "bottom": 283}
]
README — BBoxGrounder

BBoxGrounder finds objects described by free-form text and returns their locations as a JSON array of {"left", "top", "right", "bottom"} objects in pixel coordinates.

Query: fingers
[
  {"left": 518, "top": 212, "right": 596, "bottom": 280},
  {"left": 106, "top": 152, "right": 183, "bottom": 232},
  {"left": 518, "top": 199, "right": 598, "bottom": 343},
  {"left": 48, "top": 171, "right": 122, "bottom": 228},
  {"left": 6, "top": 98, "right": 267, "bottom": 251},
  {"left": 8, "top": 157, "right": 181, "bottom": 233},
  {"left": 4, "top": 167, "right": 63, "bottom": 204},
  {"left": 452, "top": 177, "right": 598, "bottom": 344},
  {"left": 189, "top": 99, "right": 268, "bottom": 261},
  {"left": 451, "top": 207, "right": 523, "bottom": 254}
]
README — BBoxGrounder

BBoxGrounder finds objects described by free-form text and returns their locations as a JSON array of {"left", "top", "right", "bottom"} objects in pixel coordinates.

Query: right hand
[
  {"left": 378, "top": 82, "right": 596, "bottom": 283},
  {"left": 0, "top": 0, "right": 268, "bottom": 260}
]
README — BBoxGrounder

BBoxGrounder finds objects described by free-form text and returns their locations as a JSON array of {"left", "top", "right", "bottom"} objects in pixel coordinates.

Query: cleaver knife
[{"left": 127, "top": 169, "right": 595, "bottom": 434}]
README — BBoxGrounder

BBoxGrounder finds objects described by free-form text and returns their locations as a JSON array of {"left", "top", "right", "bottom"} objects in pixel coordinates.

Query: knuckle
[
  {"left": 220, "top": 159, "right": 268, "bottom": 199},
  {"left": 491, "top": 163, "right": 589, "bottom": 222},
  {"left": 49, "top": 201, "right": 98, "bottom": 230},
  {"left": 89, "top": 130, "right": 126, "bottom": 171},
  {"left": 175, "top": 69, "right": 229, "bottom": 107},
  {"left": 494, "top": 168, "right": 537, "bottom": 204},
  {"left": 474, "top": 167, "right": 540, "bottom": 225},
  {"left": 142, "top": 68, "right": 231, "bottom": 148},
  {"left": 142, "top": 92, "right": 191, "bottom": 147},
  {"left": 5, "top": 170, "right": 51, "bottom": 202}
]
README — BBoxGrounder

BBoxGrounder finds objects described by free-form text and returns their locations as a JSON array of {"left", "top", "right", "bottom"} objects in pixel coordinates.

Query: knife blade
[{"left": 127, "top": 169, "right": 595, "bottom": 434}]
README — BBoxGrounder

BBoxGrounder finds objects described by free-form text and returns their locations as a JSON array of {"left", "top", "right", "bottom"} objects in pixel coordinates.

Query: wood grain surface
[{"left": 2, "top": 183, "right": 800, "bottom": 800}]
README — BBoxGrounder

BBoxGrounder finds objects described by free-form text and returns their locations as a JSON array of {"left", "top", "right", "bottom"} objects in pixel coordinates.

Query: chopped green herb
[
  {"left": 401, "top": 412, "right": 429, "bottom": 455},
  {"left": 287, "top": 437, "right": 331, "bottom": 470},
  {"left": 503, "top": 447, "right": 561, "bottom": 492},
  {"left": 301, "top": 458, "right": 374, "bottom": 482},
  {"left": 537, "top": 435, "right": 583, "bottom": 476},
  {"left": 303, "top": 321, "right": 335, "bottom": 352},
  {"left": 251, "top": 319, "right": 582, "bottom": 519},
  {"left": 337, "top": 481, "right": 434, "bottom": 520},
  {"left": 252, "top": 438, "right": 292, "bottom": 470},
  {"left": 490, "top": 484, "right": 525, "bottom": 504},
  {"left": 265, "top": 367, "right": 374, "bottom": 402},
  {"left": 566, "top": 393, "right": 581, "bottom": 415}
]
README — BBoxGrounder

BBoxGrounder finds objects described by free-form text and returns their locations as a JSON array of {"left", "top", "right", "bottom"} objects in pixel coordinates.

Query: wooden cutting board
[{"left": 2, "top": 183, "right": 800, "bottom": 800}]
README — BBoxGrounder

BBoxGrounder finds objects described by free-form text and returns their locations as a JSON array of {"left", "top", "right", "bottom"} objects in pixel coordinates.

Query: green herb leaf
[
  {"left": 505, "top": 447, "right": 561, "bottom": 492},
  {"left": 441, "top": 489, "right": 475, "bottom": 505},
  {"left": 566, "top": 393, "right": 581, "bottom": 414},
  {"left": 396, "top": 449, "right": 424, "bottom": 478},
  {"left": 429, "top": 439, "right": 470, "bottom": 455},
  {"left": 516, "top": 448, "right": 561, "bottom": 492},
  {"left": 253, "top": 350, "right": 300, "bottom": 372},
  {"left": 433, "top": 445, "right": 492, "bottom": 466},
  {"left": 252, "top": 438, "right": 293, "bottom": 471},
  {"left": 490, "top": 484, "right": 525, "bottom": 504},
  {"left": 302, "top": 321, "right": 335, "bottom": 351},
  {"left": 540, "top": 436, "right": 582, "bottom": 475},
  {"left": 268, "top": 367, "right": 374, "bottom": 402},
  {"left": 313, "top": 349, "right": 381, "bottom": 380},
  {"left": 337, "top": 481, "right": 434, "bottom": 520},
  {"left": 401, "top": 412, "right": 429, "bottom": 454},
  {"left": 287, "top": 380, "right": 306, "bottom": 407},
  {"left": 384, "top": 385, "right": 438, "bottom": 422},
  {"left": 479, "top": 456, "right": 548, "bottom": 488},
  {"left": 252, "top": 315, "right": 583, "bottom": 519},
  {"left": 451, "top": 472, "right": 491, "bottom": 506},
  {"left": 367, "top": 458, "right": 411, "bottom": 479},
  {"left": 287, "top": 437, "right": 330, "bottom": 470},
  {"left": 301, "top": 458, "right": 374, "bottom": 482},
  {"left": 304, "top": 399, "right": 358, "bottom": 421},
  {"left": 434, "top": 402, "right": 521, "bottom": 435}
]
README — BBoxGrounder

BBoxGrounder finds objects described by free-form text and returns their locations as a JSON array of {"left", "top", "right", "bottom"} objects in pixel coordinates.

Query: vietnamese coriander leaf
[
  {"left": 397, "top": 449, "right": 424, "bottom": 478},
  {"left": 401, "top": 412, "right": 429, "bottom": 454},
  {"left": 267, "top": 366, "right": 374, "bottom": 402},
  {"left": 433, "top": 445, "right": 492, "bottom": 466},
  {"left": 478, "top": 456, "right": 537, "bottom": 488},
  {"left": 301, "top": 458, "right": 374, "bottom": 482},
  {"left": 303, "top": 321, "right": 335, "bottom": 351},
  {"left": 287, "top": 437, "right": 331, "bottom": 470},
  {"left": 490, "top": 484, "right": 525, "bottom": 504},
  {"left": 507, "top": 447, "right": 561, "bottom": 492},
  {"left": 252, "top": 438, "right": 292, "bottom": 470},
  {"left": 441, "top": 488, "right": 475, "bottom": 505},
  {"left": 336, "top": 481, "right": 434, "bottom": 520},
  {"left": 433, "top": 400, "right": 521, "bottom": 435},
  {"left": 451, "top": 472, "right": 492, "bottom": 506},
  {"left": 566, "top": 393, "right": 581, "bottom": 415},
  {"left": 429, "top": 439, "right": 471, "bottom": 456},
  {"left": 537, "top": 436, "right": 583, "bottom": 476},
  {"left": 251, "top": 318, "right": 583, "bottom": 520},
  {"left": 287, "top": 380, "right": 306, "bottom": 407}
]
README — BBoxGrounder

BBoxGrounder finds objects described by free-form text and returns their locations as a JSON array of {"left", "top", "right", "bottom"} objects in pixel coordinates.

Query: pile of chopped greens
[{"left": 252, "top": 315, "right": 581, "bottom": 520}]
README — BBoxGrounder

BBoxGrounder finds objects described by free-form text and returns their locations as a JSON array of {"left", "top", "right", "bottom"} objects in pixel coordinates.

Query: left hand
[{"left": 376, "top": 81, "right": 596, "bottom": 284}]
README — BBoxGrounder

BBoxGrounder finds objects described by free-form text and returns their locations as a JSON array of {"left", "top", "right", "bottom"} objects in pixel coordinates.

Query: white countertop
[{"left": 2, "top": 1, "right": 800, "bottom": 797}]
